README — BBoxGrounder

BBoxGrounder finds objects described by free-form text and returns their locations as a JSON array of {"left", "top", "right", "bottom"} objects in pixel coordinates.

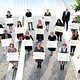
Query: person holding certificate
[
  {"left": 71, "top": 17, "right": 78, "bottom": 32},
  {"left": 59, "top": 43, "right": 68, "bottom": 70},
  {"left": 25, "top": 9, "right": 34, "bottom": 30},
  {"left": 24, "top": 30, "right": 34, "bottom": 54},
  {"left": 55, "top": 19, "right": 63, "bottom": 41},
  {"left": 34, "top": 42, "right": 44, "bottom": 69},
  {"left": 48, "top": 32, "right": 56, "bottom": 56},
  {"left": 6, "top": 11, "right": 13, "bottom": 33},
  {"left": 44, "top": 9, "right": 51, "bottom": 31},
  {"left": 70, "top": 31, "right": 79, "bottom": 56},
  {"left": 8, "top": 43, "right": 18, "bottom": 70},
  {"left": 16, "top": 21, "right": 24, "bottom": 39},
  {"left": 36, "top": 20, "right": 44, "bottom": 42}
]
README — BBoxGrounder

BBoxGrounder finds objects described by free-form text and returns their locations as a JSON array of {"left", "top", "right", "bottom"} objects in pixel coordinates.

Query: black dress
[
  {"left": 36, "top": 26, "right": 44, "bottom": 41},
  {"left": 24, "top": 35, "right": 33, "bottom": 51},
  {"left": 55, "top": 23, "right": 63, "bottom": 41},
  {"left": 48, "top": 35, "right": 56, "bottom": 51}
]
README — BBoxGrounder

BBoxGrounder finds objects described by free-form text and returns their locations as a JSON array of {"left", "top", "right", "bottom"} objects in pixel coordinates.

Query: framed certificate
[
  {"left": 58, "top": 52, "right": 70, "bottom": 61},
  {"left": 33, "top": 52, "right": 45, "bottom": 59},
  {"left": 6, "top": 52, "right": 19, "bottom": 61},
  {"left": 25, "top": 17, "right": 33, "bottom": 22},
  {"left": 1, "top": 38, "right": 12, "bottom": 47},
  {"left": 23, "top": 40, "right": 33, "bottom": 46},
  {"left": 44, "top": 16, "right": 51, "bottom": 22},
  {"left": 35, "top": 29, "right": 44, "bottom": 34},
  {"left": 70, "top": 40, "right": 79, "bottom": 46},
  {"left": 0, "top": 28, "right": 4, "bottom": 34},
  {"left": 5, "top": 18, "right": 14, "bottom": 24},
  {"left": 55, "top": 26, "right": 64, "bottom": 32},
  {"left": 15, "top": 27, "right": 25, "bottom": 34},
  {"left": 70, "top": 23, "right": 79, "bottom": 30},
  {"left": 47, "top": 41, "right": 57, "bottom": 48}
]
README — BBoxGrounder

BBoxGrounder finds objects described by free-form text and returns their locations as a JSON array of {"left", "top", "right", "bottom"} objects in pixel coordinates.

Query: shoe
[
  {"left": 32, "top": 28, "right": 34, "bottom": 30},
  {"left": 60, "top": 64, "right": 64, "bottom": 70},
  {"left": 70, "top": 53, "right": 74, "bottom": 56},
  {"left": 78, "top": 70, "right": 80, "bottom": 73},
  {"left": 28, "top": 29, "right": 30, "bottom": 31}
]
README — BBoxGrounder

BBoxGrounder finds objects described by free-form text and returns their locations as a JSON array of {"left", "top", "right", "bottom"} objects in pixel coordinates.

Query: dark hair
[
  {"left": 55, "top": 19, "right": 63, "bottom": 26},
  {"left": 17, "top": 21, "right": 22, "bottom": 27}
]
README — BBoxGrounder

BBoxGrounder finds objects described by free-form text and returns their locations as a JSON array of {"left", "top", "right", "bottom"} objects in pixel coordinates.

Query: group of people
[{"left": 0, "top": 8, "right": 80, "bottom": 73}]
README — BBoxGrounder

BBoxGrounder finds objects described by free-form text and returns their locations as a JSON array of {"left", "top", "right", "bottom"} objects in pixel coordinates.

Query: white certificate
[
  {"left": 1, "top": 38, "right": 12, "bottom": 47},
  {"left": 55, "top": 26, "right": 64, "bottom": 32},
  {"left": 70, "top": 40, "right": 79, "bottom": 46},
  {"left": 35, "top": 29, "right": 44, "bottom": 34},
  {"left": 5, "top": 18, "right": 14, "bottom": 24},
  {"left": 6, "top": 52, "right": 19, "bottom": 61},
  {"left": 47, "top": 41, "right": 57, "bottom": 48},
  {"left": 23, "top": 40, "right": 33, "bottom": 46},
  {"left": 25, "top": 17, "right": 33, "bottom": 22},
  {"left": 58, "top": 53, "right": 70, "bottom": 61},
  {"left": 44, "top": 16, "right": 51, "bottom": 22},
  {"left": 70, "top": 23, "right": 79, "bottom": 30},
  {"left": 33, "top": 52, "right": 45, "bottom": 59},
  {"left": 15, "top": 27, "right": 25, "bottom": 34},
  {"left": 0, "top": 28, "right": 4, "bottom": 34}
]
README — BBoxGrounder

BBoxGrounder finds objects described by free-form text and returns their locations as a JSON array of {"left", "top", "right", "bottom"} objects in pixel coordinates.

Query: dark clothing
[
  {"left": 2, "top": 33, "right": 12, "bottom": 39},
  {"left": 36, "top": 26, "right": 44, "bottom": 41},
  {"left": 25, "top": 12, "right": 33, "bottom": 30},
  {"left": 48, "top": 35, "right": 56, "bottom": 51},
  {"left": 0, "top": 24, "right": 3, "bottom": 28},
  {"left": 25, "top": 12, "right": 32, "bottom": 17},
  {"left": 44, "top": 12, "right": 51, "bottom": 29},
  {"left": 34, "top": 47, "right": 44, "bottom": 69},
  {"left": 70, "top": 34, "right": 79, "bottom": 55},
  {"left": 62, "top": 11, "right": 70, "bottom": 30},
  {"left": 55, "top": 23, "right": 63, "bottom": 41},
  {"left": 6, "top": 15, "right": 12, "bottom": 18},
  {"left": 24, "top": 35, "right": 34, "bottom": 51},
  {"left": 62, "top": 11, "right": 70, "bottom": 21},
  {"left": 60, "top": 48, "right": 68, "bottom": 53}
]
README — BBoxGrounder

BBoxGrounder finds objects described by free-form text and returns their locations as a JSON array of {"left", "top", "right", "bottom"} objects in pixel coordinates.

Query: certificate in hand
[
  {"left": 55, "top": 26, "right": 64, "bottom": 32},
  {"left": 33, "top": 52, "right": 45, "bottom": 59},
  {"left": 58, "top": 52, "right": 70, "bottom": 61},
  {"left": 1, "top": 38, "right": 12, "bottom": 47},
  {"left": 6, "top": 52, "right": 19, "bottom": 61},
  {"left": 47, "top": 41, "right": 57, "bottom": 48}
]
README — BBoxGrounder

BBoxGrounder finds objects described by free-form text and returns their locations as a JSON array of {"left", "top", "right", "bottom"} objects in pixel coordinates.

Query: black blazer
[
  {"left": 62, "top": 11, "right": 70, "bottom": 21},
  {"left": 25, "top": 12, "right": 32, "bottom": 17},
  {"left": 48, "top": 35, "right": 56, "bottom": 41}
]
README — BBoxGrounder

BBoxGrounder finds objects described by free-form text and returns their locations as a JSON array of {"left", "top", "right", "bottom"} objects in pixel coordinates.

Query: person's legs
[
  {"left": 30, "top": 22, "right": 34, "bottom": 30},
  {"left": 66, "top": 21, "right": 68, "bottom": 31},
  {"left": 60, "top": 34, "right": 62, "bottom": 41},
  {"left": 28, "top": 22, "right": 30, "bottom": 30}
]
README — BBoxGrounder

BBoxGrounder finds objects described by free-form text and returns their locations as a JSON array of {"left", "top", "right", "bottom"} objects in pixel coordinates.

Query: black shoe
[
  {"left": 78, "top": 70, "right": 80, "bottom": 73},
  {"left": 28, "top": 29, "right": 30, "bottom": 31},
  {"left": 32, "top": 28, "right": 34, "bottom": 30},
  {"left": 60, "top": 65, "right": 64, "bottom": 70},
  {"left": 70, "top": 53, "right": 74, "bottom": 56}
]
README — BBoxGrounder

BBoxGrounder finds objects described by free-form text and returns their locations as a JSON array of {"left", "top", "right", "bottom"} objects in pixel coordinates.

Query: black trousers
[
  {"left": 28, "top": 22, "right": 33, "bottom": 29},
  {"left": 70, "top": 46, "right": 76, "bottom": 54},
  {"left": 63, "top": 20, "right": 68, "bottom": 31}
]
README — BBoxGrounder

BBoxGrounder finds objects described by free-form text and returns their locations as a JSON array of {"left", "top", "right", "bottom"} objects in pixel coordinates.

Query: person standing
[
  {"left": 62, "top": 8, "right": 70, "bottom": 31},
  {"left": 25, "top": 9, "right": 34, "bottom": 30},
  {"left": 44, "top": 9, "right": 51, "bottom": 31}
]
